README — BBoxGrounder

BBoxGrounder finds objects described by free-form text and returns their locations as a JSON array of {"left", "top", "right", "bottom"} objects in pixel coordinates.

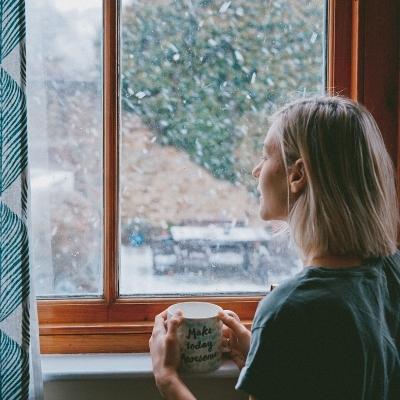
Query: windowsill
[{"left": 41, "top": 353, "right": 240, "bottom": 382}]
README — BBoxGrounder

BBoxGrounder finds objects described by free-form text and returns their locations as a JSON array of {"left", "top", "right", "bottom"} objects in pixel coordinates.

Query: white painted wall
[
  {"left": 42, "top": 354, "right": 247, "bottom": 400},
  {"left": 44, "top": 376, "right": 246, "bottom": 400}
]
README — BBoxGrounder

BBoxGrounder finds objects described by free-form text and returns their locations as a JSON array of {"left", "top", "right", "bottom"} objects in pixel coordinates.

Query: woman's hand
[
  {"left": 218, "top": 310, "right": 251, "bottom": 370},
  {"left": 149, "top": 310, "right": 183, "bottom": 388},
  {"left": 150, "top": 310, "right": 197, "bottom": 400}
]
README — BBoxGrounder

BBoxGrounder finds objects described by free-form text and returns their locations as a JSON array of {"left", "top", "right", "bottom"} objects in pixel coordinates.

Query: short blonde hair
[{"left": 273, "top": 95, "right": 398, "bottom": 259}]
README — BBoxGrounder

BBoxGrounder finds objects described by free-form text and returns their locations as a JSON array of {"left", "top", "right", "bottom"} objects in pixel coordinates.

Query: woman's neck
[{"left": 305, "top": 254, "right": 363, "bottom": 269}]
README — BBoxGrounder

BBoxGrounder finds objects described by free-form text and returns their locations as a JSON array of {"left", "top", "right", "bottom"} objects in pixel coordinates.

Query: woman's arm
[
  {"left": 150, "top": 310, "right": 197, "bottom": 400},
  {"left": 156, "top": 373, "right": 196, "bottom": 400}
]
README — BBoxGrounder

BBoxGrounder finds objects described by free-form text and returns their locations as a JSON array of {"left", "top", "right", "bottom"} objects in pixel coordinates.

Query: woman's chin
[{"left": 260, "top": 207, "right": 285, "bottom": 221}]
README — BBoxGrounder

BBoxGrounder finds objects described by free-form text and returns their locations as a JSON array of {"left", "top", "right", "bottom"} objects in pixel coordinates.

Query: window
[
  {"left": 119, "top": 0, "right": 325, "bottom": 296},
  {"left": 28, "top": 0, "right": 103, "bottom": 297},
  {"left": 33, "top": 0, "right": 400, "bottom": 353}
]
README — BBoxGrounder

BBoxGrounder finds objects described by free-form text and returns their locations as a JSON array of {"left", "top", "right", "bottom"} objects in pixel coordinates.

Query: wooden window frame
[{"left": 38, "top": 0, "right": 400, "bottom": 353}]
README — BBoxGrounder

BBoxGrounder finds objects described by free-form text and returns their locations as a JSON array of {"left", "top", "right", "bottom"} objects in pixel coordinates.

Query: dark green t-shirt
[{"left": 236, "top": 251, "right": 400, "bottom": 400}]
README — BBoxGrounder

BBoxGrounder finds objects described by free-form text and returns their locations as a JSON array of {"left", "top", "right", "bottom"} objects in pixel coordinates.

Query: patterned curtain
[{"left": 0, "top": 1, "right": 43, "bottom": 399}]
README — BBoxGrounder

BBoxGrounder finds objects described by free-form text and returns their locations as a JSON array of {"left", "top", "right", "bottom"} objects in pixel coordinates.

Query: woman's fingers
[
  {"left": 221, "top": 309, "right": 239, "bottom": 335},
  {"left": 224, "top": 310, "right": 240, "bottom": 321},
  {"left": 166, "top": 311, "right": 183, "bottom": 339},
  {"left": 152, "top": 311, "right": 168, "bottom": 337},
  {"left": 229, "top": 348, "right": 246, "bottom": 370},
  {"left": 221, "top": 334, "right": 238, "bottom": 352},
  {"left": 218, "top": 310, "right": 247, "bottom": 336},
  {"left": 151, "top": 309, "right": 182, "bottom": 345},
  {"left": 150, "top": 309, "right": 183, "bottom": 378}
]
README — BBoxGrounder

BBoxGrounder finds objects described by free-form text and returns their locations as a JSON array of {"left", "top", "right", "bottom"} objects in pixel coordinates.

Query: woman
[{"left": 149, "top": 96, "right": 400, "bottom": 399}]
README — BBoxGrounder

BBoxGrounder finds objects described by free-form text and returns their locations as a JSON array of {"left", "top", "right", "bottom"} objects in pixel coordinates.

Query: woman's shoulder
[
  {"left": 382, "top": 250, "right": 400, "bottom": 273},
  {"left": 252, "top": 271, "right": 312, "bottom": 330},
  {"left": 252, "top": 250, "right": 400, "bottom": 331}
]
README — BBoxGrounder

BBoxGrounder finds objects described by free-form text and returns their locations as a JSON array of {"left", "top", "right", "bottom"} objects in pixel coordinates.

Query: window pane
[
  {"left": 27, "top": 0, "right": 103, "bottom": 297},
  {"left": 120, "top": 0, "right": 325, "bottom": 295}
]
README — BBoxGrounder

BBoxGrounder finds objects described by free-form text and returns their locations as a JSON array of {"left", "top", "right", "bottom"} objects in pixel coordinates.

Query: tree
[{"left": 121, "top": 0, "right": 323, "bottom": 183}]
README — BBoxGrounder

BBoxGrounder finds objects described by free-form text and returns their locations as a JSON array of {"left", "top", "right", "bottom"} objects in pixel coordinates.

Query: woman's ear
[{"left": 288, "top": 159, "right": 307, "bottom": 194}]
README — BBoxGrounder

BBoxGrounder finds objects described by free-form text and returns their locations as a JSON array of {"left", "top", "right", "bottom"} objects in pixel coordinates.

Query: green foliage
[{"left": 121, "top": 0, "right": 324, "bottom": 182}]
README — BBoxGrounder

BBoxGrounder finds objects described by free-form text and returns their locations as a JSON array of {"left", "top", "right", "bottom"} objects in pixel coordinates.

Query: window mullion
[
  {"left": 327, "top": 0, "right": 352, "bottom": 96},
  {"left": 103, "top": 0, "right": 120, "bottom": 305}
]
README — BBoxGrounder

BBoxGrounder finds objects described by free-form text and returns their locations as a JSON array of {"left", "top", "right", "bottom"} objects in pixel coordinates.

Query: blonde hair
[{"left": 272, "top": 95, "right": 398, "bottom": 259}]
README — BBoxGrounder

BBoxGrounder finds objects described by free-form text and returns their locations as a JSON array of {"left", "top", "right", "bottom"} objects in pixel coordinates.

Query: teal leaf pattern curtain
[{"left": 0, "top": 0, "right": 43, "bottom": 399}]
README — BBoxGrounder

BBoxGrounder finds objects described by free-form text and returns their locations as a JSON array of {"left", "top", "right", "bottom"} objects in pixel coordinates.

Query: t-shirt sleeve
[{"left": 235, "top": 305, "right": 315, "bottom": 400}]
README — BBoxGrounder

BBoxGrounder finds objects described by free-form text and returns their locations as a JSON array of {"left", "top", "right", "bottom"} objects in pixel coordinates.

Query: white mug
[{"left": 167, "top": 302, "right": 223, "bottom": 373}]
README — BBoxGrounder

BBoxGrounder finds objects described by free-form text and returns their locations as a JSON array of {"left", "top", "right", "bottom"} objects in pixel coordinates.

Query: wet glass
[
  {"left": 27, "top": 0, "right": 103, "bottom": 297},
  {"left": 118, "top": 0, "right": 326, "bottom": 295}
]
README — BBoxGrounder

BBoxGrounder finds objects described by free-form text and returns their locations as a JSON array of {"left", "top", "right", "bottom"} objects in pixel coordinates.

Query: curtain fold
[{"left": 0, "top": 1, "right": 43, "bottom": 399}]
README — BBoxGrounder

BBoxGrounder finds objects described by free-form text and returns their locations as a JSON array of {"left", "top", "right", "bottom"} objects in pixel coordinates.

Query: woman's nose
[{"left": 252, "top": 164, "right": 261, "bottom": 178}]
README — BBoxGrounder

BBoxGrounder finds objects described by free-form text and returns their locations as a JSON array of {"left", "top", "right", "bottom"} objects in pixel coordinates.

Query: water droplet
[
  {"left": 136, "top": 91, "right": 146, "bottom": 99},
  {"left": 235, "top": 7, "right": 244, "bottom": 17},
  {"left": 219, "top": 1, "right": 231, "bottom": 14},
  {"left": 234, "top": 50, "right": 244, "bottom": 63},
  {"left": 310, "top": 32, "right": 318, "bottom": 44}
]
